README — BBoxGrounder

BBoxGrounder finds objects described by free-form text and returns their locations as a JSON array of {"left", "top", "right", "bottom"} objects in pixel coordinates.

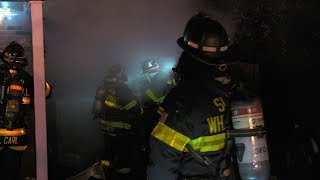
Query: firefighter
[
  {"left": 147, "top": 12, "right": 239, "bottom": 180},
  {"left": 91, "top": 64, "right": 142, "bottom": 180},
  {"left": 133, "top": 59, "right": 176, "bottom": 179},
  {"left": 140, "top": 59, "right": 175, "bottom": 106},
  {"left": 139, "top": 59, "right": 175, "bottom": 143},
  {"left": 0, "top": 41, "right": 51, "bottom": 180}
]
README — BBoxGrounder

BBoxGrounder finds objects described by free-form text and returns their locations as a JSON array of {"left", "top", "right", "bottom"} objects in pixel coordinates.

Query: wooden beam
[{"left": 29, "top": 1, "right": 47, "bottom": 180}]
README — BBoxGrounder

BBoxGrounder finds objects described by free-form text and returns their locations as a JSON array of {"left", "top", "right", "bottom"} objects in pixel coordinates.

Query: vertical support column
[{"left": 29, "top": 1, "right": 47, "bottom": 180}]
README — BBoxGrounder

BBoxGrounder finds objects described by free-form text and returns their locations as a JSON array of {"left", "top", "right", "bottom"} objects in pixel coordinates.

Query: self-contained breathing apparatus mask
[{"left": 5, "top": 79, "right": 24, "bottom": 130}]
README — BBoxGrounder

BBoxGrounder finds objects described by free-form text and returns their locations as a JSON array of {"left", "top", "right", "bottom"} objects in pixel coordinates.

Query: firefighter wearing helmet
[
  {"left": 147, "top": 12, "right": 239, "bottom": 180},
  {"left": 134, "top": 58, "right": 176, "bottom": 177},
  {"left": 139, "top": 59, "right": 175, "bottom": 111},
  {"left": 0, "top": 41, "right": 51, "bottom": 179},
  {"left": 91, "top": 63, "right": 142, "bottom": 179}
]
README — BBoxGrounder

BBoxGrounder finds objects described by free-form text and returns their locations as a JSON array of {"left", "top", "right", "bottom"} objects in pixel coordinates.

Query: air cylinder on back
[{"left": 231, "top": 98, "right": 270, "bottom": 180}]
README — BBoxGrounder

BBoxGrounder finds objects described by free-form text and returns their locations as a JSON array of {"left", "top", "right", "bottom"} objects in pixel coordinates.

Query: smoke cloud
[{"left": 44, "top": 0, "right": 208, "bottom": 171}]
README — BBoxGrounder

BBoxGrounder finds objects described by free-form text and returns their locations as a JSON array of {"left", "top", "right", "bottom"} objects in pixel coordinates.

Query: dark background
[{"left": 42, "top": 0, "right": 319, "bottom": 179}]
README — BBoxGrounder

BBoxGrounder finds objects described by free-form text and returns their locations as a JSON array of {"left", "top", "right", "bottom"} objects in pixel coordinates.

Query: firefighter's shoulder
[{"left": 159, "top": 86, "right": 182, "bottom": 111}]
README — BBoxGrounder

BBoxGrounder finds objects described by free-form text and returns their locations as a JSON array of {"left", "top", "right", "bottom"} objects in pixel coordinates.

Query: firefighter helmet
[
  {"left": 104, "top": 64, "right": 128, "bottom": 83},
  {"left": 142, "top": 59, "right": 160, "bottom": 74},
  {"left": 1, "top": 41, "right": 28, "bottom": 69},
  {"left": 177, "top": 12, "right": 238, "bottom": 66}
]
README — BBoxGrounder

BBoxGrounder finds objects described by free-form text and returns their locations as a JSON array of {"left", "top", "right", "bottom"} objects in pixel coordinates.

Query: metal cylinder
[
  {"left": 231, "top": 98, "right": 270, "bottom": 180},
  {"left": 5, "top": 80, "right": 23, "bottom": 130}
]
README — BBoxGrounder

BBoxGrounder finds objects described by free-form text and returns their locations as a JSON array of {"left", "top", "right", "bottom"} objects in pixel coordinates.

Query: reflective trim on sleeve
[
  {"left": 123, "top": 100, "right": 137, "bottom": 110},
  {"left": 151, "top": 122, "right": 226, "bottom": 152},
  {"left": 146, "top": 89, "right": 165, "bottom": 103},
  {"left": 101, "top": 159, "right": 110, "bottom": 167},
  {"left": 101, "top": 119, "right": 131, "bottom": 130},
  {"left": 157, "top": 106, "right": 165, "bottom": 115},
  {"left": 151, "top": 122, "right": 190, "bottom": 152},
  {"left": 105, "top": 100, "right": 122, "bottom": 109},
  {"left": 105, "top": 99, "right": 137, "bottom": 111}
]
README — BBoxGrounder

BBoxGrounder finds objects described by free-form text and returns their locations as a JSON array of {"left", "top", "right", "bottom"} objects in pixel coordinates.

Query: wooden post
[{"left": 29, "top": 1, "right": 48, "bottom": 180}]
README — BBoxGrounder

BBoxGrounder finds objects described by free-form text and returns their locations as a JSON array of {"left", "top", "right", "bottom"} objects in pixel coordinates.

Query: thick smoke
[{"left": 44, "top": 0, "right": 208, "bottom": 172}]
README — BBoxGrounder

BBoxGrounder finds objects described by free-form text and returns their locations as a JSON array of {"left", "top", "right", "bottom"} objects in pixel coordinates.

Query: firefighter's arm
[
  {"left": 147, "top": 96, "right": 181, "bottom": 180},
  {"left": 118, "top": 84, "right": 142, "bottom": 115}
]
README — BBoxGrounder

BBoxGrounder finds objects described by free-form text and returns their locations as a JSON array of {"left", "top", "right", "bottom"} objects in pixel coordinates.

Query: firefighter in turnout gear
[
  {"left": 140, "top": 59, "right": 175, "bottom": 107},
  {"left": 147, "top": 12, "right": 239, "bottom": 180},
  {"left": 91, "top": 64, "right": 142, "bottom": 180},
  {"left": 0, "top": 41, "right": 51, "bottom": 180},
  {"left": 139, "top": 59, "right": 175, "bottom": 144},
  {"left": 135, "top": 59, "right": 176, "bottom": 179}
]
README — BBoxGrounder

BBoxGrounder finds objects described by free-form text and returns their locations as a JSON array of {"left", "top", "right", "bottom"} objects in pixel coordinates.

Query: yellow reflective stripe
[
  {"left": 146, "top": 89, "right": 165, "bottom": 103},
  {"left": 105, "top": 99, "right": 137, "bottom": 111},
  {"left": 9, "top": 146, "right": 27, "bottom": 151},
  {"left": 151, "top": 122, "right": 226, "bottom": 152},
  {"left": 151, "top": 122, "right": 190, "bottom": 152},
  {"left": 105, "top": 100, "right": 122, "bottom": 109},
  {"left": 115, "top": 168, "right": 131, "bottom": 174},
  {"left": 101, "top": 160, "right": 110, "bottom": 167},
  {"left": 0, "top": 128, "right": 26, "bottom": 136},
  {"left": 157, "top": 106, "right": 165, "bottom": 115},
  {"left": 101, "top": 120, "right": 131, "bottom": 130},
  {"left": 188, "top": 133, "right": 226, "bottom": 152},
  {"left": 123, "top": 100, "right": 137, "bottom": 110},
  {"left": 167, "top": 79, "right": 173, "bottom": 85}
]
